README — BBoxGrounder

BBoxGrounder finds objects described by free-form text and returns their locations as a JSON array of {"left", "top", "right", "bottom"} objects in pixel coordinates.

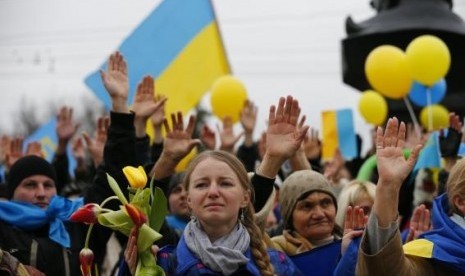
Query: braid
[{"left": 242, "top": 202, "right": 275, "bottom": 276}]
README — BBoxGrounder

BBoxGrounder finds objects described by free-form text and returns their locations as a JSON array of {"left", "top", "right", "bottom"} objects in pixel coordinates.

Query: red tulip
[
  {"left": 70, "top": 203, "right": 101, "bottom": 224},
  {"left": 79, "top": 248, "right": 94, "bottom": 276},
  {"left": 125, "top": 203, "right": 147, "bottom": 227}
]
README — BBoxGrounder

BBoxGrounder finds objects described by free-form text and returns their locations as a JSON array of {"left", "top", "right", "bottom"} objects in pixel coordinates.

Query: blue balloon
[{"left": 408, "top": 79, "right": 447, "bottom": 107}]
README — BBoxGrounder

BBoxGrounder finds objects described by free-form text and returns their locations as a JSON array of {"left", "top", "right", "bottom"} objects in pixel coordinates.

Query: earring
[{"left": 240, "top": 209, "right": 245, "bottom": 221}]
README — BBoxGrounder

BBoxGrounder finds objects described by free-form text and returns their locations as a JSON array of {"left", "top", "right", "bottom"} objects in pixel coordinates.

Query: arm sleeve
[{"left": 251, "top": 173, "right": 275, "bottom": 212}]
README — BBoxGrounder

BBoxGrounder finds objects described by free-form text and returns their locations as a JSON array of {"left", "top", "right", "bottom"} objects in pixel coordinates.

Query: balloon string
[
  {"left": 426, "top": 88, "right": 433, "bottom": 131},
  {"left": 403, "top": 97, "right": 421, "bottom": 137}
]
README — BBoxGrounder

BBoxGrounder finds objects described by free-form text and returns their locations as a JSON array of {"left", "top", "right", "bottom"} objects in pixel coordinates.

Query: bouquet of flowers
[{"left": 71, "top": 166, "right": 167, "bottom": 276}]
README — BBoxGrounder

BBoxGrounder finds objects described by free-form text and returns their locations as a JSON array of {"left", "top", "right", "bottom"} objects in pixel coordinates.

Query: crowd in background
[{"left": 0, "top": 51, "right": 464, "bottom": 276}]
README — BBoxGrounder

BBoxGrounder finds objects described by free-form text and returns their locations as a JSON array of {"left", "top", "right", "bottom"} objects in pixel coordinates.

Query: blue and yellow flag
[
  {"left": 85, "top": 0, "right": 230, "bottom": 120},
  {"left": 413, "top": 132, "right": 441, "bottom": 171},
  {"left": 321, "top": 109, "right": 357, "bottom": 161}
]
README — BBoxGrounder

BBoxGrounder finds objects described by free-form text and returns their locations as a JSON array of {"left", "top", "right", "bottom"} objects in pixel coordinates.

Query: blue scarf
[{"left": 0, "top": 196, "right": 84, "bottom": 248}]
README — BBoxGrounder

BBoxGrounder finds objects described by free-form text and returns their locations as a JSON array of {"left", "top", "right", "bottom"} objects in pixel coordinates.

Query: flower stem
[
  {"left": 85, "top": 224, "right": 94, "bottom": 248},
  {"left": 100, "top": 196, "right": 120, "bottom": 208}
]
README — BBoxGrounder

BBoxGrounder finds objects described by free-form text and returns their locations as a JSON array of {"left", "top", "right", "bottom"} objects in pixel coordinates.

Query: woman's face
[
  {"left": 168, "top": 184, "right": 189, "bottom": 217},
  {"left": 353, "top": 193, "right": 374, "bottom": 217},
  {"left": 187, "top": 158, "right": 249, "bottom": 230},
  {"left": 292, "top": 192, "right": 336, "bottom": 241}
]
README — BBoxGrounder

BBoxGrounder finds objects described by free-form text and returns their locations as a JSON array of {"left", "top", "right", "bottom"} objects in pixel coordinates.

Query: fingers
[
  {"left": 396, "top": 121, "right": 406, "bottom": 148},
  {"left": 376, "top": 126, "right": 384, "bottom": 151},
  {"left": 185, "top": 115, "right": 196, "bottom": 136},
  {"left": 274, "top": 97, "right": 286, "bottom": 123},
  {"left": 344, "top": 206, "right": 354, "bottom": 231},
  {"left": 407, "top": 144, "right": 423, "bottom": 168},
  {"left": 268, "top": 105, "right": 276, "bottom": 126},
  {"left": 406, "top": 227, "right": 415, "bottom": 243}
]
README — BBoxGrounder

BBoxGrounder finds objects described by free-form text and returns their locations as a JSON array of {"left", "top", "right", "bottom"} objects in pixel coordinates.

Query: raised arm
[
  {"left": 151, "top": 112, "right": 200, "bottom": 181},
  {"left": 218, "top": 116, "right": 243, "bottom": 153},
  {"left": 374, "top": 118, "right": 422, "bottom": 227},
  {"left": 100, "top": 51, "right": 129, "bottom": 114},
  {"left": 132, "top": 76, "right": 167, "bottom": 139},
  {"left": 257, "top": 95, "right": 309, "bottom": 178}
]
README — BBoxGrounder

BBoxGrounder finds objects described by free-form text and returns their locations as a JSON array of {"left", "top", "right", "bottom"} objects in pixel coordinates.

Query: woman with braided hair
[
  {"left": 121, "top": 151, "right": 302, "bottom": 275},
  {"left": 119, "top": 96, "right": 307, "bottom": 275}
]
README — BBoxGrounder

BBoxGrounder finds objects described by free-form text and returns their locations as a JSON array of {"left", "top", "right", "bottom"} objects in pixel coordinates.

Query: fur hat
[
  {"left": 279, "top": 170, "right": 337, "bottom": 230},
  {"left": 7, "top": 155, "right": 57, "bottom": 199}
]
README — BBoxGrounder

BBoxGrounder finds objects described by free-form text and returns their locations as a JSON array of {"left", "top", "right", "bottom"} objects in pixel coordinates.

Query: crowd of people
[{"left": 0, "top": 51, "right": 464, "bottom": 276}]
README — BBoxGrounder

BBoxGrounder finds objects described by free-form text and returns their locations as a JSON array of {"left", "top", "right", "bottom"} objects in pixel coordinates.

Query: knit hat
[
  {"left": 7, "top": 155, "right": 57, "bottom": 199},
  {"left": 279, "top": 170, "right": 337, "bottom": 230}
]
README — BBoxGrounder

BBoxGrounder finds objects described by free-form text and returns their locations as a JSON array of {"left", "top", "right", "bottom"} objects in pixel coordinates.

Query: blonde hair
[
  {"left": 446, "top": 159, "right": 465, "bottom": 215},
  {"left": 183, "top": 150, "right": 275, "bottom": 276},
  {"left": 335, "top": 180, "right": 376, "bottom": 227}
]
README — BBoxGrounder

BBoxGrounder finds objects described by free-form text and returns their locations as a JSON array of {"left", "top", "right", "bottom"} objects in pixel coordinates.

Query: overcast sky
[{"left": 1, "top": 0, "right": 465, "bottom": 153}]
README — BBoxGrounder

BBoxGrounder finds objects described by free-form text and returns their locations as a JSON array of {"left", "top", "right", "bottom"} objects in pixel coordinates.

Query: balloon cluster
[{"left": 359, "top": 35, "right": 451, "bottom": 130}]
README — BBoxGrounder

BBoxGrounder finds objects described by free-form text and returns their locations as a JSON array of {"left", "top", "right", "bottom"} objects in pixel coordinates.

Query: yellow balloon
[
  {"left": 358, "top": 90, "right": 388, "bottom": 125},
  {"left": 365, "top": 45, "right": 413, "bottom": 99},
  {"left": 210, "top": 75, "right": 247, "bottom": 123},
  {"left": 420, "top": 104, "right": 449, "bottom": 131},
  {"left": 406, "top": 35, "right": 451, "bottom": 86}
]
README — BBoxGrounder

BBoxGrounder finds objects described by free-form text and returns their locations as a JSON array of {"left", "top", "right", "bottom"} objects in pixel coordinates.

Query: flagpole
[
  {"left": 210, "top": 0, "right": 232, "bottom": 74},
  {"left": 403, "top": 97, "right": 421, "bottom": 137}
]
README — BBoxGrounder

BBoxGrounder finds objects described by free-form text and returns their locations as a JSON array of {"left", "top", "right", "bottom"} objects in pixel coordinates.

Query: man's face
[{"left": 12, "top": 175, "right": 56, "bottom": 209}]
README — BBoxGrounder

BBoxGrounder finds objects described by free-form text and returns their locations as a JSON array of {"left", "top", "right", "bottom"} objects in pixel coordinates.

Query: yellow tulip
[{"left": 123, "top": 166, "right": 147, "bottom": 189}]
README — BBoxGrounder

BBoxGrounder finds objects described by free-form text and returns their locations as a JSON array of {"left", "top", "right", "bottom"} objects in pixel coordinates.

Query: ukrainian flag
[
  {"left": 85, "top": 0, "right": 230, "bottom": 118},
  {"left": 321, "top": 109, "right": 357, "bottom": 161}
]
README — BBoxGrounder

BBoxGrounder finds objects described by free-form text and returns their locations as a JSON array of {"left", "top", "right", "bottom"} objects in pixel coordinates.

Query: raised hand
[
  {"left": 304, "top": 128, "right": 321, "bottom": 160},
  {"left": 240, "top": 99, "right": 257, "bottom": 147},
  {"left": 376, "top": 118, "right": 422, "bottom": 187},
  {"left": 341, "top": 206, "right": 367, "bottom": 255},
  {"left": 405, "top": 204, "right": 431, "bottom": 243},
  {"left": 56, "top": 106, "right": 79, "bottom": 154},
  {"left": 257, "top": 95, "right": 309, "bottom": 178},
  {"left": 71, "top": 137, "right": 86, "bottom": 162},
  {"left": 151, "top": 112, "right": 201, "bottom": 179},
  {"left": 150, "top": 94, "right": 167, "bottom": 144},
  {"left": 439, "top": 112, "right": 463, "bottom": 158},
  {"left": 375, "top": 117, "right": 423, "bottom": 227},
  {"left": 218, "top": 116, "right": 243, "bottom": 152},
  {"left": 163, "top": 112, "right": 201, "bottom": 163},
  {"left": 25, "top": 142, "right": 44, "bottom": 158},
  {"left": 0, "top": 135, "right": 11, "bottom": 164},
  {"left": 132, "top": 76, "right": 168, "bottom": 137},
  {"left": 100, "top": 51, "right": 129, "bottom": 113},
  {"left": 82, "top": 116, "right": 110, "bottom": 168},
  {"left": 200, "top": 124, "right": 216, "bottom": 150},
  {"left": 5, "top": 136, "right": 24, "bottom": 170},
  {"left": 323, "top": 148, "right": 345, "bottom": 183}
]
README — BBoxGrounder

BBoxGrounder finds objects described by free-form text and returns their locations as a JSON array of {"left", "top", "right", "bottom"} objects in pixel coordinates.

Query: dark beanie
[{"left": 7, "top": 155, "right": 57, "bottom": 199}]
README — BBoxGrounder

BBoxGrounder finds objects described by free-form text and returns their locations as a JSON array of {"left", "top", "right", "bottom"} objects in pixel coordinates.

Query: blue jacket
[
  {"left": 159, "top": 235, "right": 302, "bottom": 276},
  {"left": 119, "top": 234, "right": 303, "bottom": 276}
]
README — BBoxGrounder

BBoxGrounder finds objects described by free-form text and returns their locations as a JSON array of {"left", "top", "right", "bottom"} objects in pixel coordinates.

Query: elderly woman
[
  {"left": 271, "top": 169, "right": 343, "bottom": 254},
  {"left": 357, "top": 117, "right": 465, "bottom": 275}
]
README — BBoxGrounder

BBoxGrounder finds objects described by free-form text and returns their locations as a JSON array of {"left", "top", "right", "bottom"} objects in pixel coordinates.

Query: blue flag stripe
[
  {"left": 336, "top": 109, "right": 357, "bottom": 160},
  {"left": 85, "top": 0, "right": 215, "bottom": 109}
]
